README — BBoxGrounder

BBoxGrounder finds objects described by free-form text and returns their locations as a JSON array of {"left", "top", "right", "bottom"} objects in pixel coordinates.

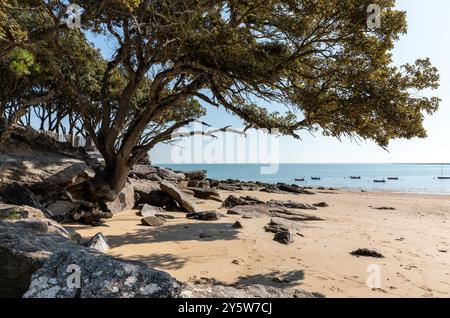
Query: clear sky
[{"left": 92, "top": 1, "right": 450, "bottom": 164}]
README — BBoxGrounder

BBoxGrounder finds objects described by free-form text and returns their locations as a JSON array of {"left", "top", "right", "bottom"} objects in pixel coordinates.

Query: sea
[{"left": 159, "top": 163, "right": 450, "bottom": 194}]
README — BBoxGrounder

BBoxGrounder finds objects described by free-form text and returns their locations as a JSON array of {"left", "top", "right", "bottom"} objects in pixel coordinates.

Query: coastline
[{"left": 69, "top": 187, "right": 450, "bottom": 298}]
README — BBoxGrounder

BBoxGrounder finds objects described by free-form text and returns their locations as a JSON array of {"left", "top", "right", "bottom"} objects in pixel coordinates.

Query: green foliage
[
  {"left": 7, "top": 47, "right": 40, "bottom": 76},
  {"left": 1, "top": 0, "right": 441, "bottom": 155}
]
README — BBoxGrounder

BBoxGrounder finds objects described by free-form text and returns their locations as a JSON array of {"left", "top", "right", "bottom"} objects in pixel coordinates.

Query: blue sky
[{"left": 90, "top": 1, "right": 450, "bottom": 164}]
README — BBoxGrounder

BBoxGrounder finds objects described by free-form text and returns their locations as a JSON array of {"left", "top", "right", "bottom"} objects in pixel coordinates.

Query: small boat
[
  {"left": 373, "top": 179, "right": 386, "bottom": 183},
  {"left": 388, "top": 177, "right": 399, "bottom": 180},
  {"left": 437, "top": 177, "right": 450, "bottom": 180},
  {"left": 295, "top": 178, "right": 305, "bottom": 182},
  {"left": 350, "top": 176, "right": 361, "bottom": 180},
  {"left": 311, "top": 177, "right": 321, "bottom": 181}
]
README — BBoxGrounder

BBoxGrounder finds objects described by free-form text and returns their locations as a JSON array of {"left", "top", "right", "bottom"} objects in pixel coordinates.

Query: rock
[
  {"left": 218, "top": 184, "right": 241, "bottom": 191},
  {"left": 228, "top": 204, "right": 324, "bottom": 221},
  {"left": 189, "top": 188, "right": 221, "bottom": 201},
  {"left": 46, "top": 200, "right": 80, "bottom": 216},
  {"left": 23, "top": 249, "right": 181, "bottom": 298},
  {"left": 274, "top": 231, "right": 294, "bottom": 245},
  {"left": 179, "top": 283, "right": 314, "bottom": 298},
  {"left": 0, "top": 204, "right": 44, "bottom": 220},
  {"left": 129, "top": 179, "right": 160, "bottom": 203},
  {"left": 0, "top": 126, "right": 95, "bottom": 188},
  {"left": 372, "top": 206, "right": 396, "bottom": 211},
  {"left": 141, "top": 216, "right": 166, "bottom": 227},
  {"left": 131, "top": 165, "right": 185, "bottom": 182},
  {"left": 350, "top": 249, "right": 385, "bottom": 258},
  {"left": 137, "top": 204, "right": 160, "bottom": 217},
  {"left": 187, "top": 180, "right": 200, "bottom": 188},
  {"left": 187, "top": 211, "right": 222, "bottom": 221},
  {"left": 232, "top": 221, "right": 243, "bottom": 228},
  {"left": 221, "top": 195, "right": 265, "bottom": 208},
  {"left": 106, "top": 181, "right": 135, "bottom": 213},
  {"left": 0, "top": 183, "right": 41, "bottom": 209},
  {"left": 197, "top": 180, "right": 210, "bottom": 188},
  {"left": 278, "top": 184, "right": 315, "bottom": 195},
  {"left": 29, "top": 163, "right": 95, "bottom": 192},
  {"left": 0, "top": 206, "right": 79, "bottom": 297},
  {"left": 269, "top": 200, "right": 317, "bottom": 210},
  {"left": 160, "top": 181, "right": 199, "bottom": 213},
  {"left": 155, "top": 214, "right": 176, "bottom": 220},
  {"left": 86, "top": 232, "right": 110, "bottom": 252},
  {"left": 264, "top": 217, "right": 290, "bottom": 233},
  {"left": 313, "top": 202, "right": 329, "bottom": 208},
  {"left": 183, "top": 170, "right": 207, "bottom": 181}
]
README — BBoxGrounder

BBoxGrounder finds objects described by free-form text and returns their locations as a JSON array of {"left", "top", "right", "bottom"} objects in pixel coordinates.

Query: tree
[{"left": 1, "top": 0, "right": 440, "bottom": 210}]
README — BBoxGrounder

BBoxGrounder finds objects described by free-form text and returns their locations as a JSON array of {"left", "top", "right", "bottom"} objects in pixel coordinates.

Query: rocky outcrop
[
  {"left": 160, "top": 181, "right": 199, "bottom": 213},
  {"left": 180, "top": 284, "right": 314, "bottom": 298}
]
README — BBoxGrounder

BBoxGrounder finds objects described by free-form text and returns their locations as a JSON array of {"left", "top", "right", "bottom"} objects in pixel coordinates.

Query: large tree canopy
[{"left": 0, "top": 0, "right": 440, "bottom": 205}]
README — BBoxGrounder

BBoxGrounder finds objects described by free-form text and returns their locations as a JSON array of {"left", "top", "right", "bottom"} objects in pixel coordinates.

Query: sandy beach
[{"left": 69, "top": 189, "right": 450, "bottom": 298}]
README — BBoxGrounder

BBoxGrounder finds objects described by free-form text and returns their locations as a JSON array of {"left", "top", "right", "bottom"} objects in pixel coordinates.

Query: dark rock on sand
[
  {"left": 313, "top": 202, "right": 329, "bottom": 208},
  {"left": 189, "top": 187, "right": 221, "bottom": 201},
  {"left": 221, "top": 195, "right": 265, "bottom": 208},
  {"left": 278, "top": 184, "right": 315, "bottom": 195},
  {"left": 351, "top": 248, "right": 385, "bottom": 258},
  {"left": 141, "top": 216, "right": 166, "bottom": 227},
  {"left": 269, "top": 200, "right": 317, "bottom": 210},
  {"left": 274, "top": 231, "right": 294, "bottom": 245},
  {"left": 160, "top": 181, "right": 199, "bottom": 213},
  {"left": 232, "top": 221, "right": 243, "bottom": 228},
  {"left": 187, "top": 211, "right": 222, "bottom": 221}
]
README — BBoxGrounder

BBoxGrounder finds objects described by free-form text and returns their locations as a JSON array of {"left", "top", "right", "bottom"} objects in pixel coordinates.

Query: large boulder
[
  {"left": 106, "top": 181, "right": 135, "bottom": 213},
  {"left": 160, "top": 181, "right": 199, "bottom": 213},
  {"left": 180, "top": 284, "right": 314, "bottom": 298},
  {"left": 23, "top": 248, "right": 181, "bottom": 298},
  {"left": 0, "top": 206, "right": 78, "bottom": 298},
  {"left": 86, "top": 232, "right": 110, "bottom": 253}
]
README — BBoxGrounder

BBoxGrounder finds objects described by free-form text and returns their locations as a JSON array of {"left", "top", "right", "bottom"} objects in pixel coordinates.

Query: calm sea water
[{"left": 159, "top": 163, "right": 450, "bottom": 194}]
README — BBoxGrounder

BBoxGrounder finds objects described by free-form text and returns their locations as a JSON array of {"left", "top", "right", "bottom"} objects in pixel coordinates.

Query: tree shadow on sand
[
  {"left": 105, "top": 222, "right": 240, "bottom": 247},
  {"left": 115, "top": 253, "right": 188, "bottom": 271}
]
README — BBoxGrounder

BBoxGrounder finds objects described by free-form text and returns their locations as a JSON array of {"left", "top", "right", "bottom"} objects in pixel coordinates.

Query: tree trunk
[{"left": 87, "top": 158, "right": 132, "bottom": 210}]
